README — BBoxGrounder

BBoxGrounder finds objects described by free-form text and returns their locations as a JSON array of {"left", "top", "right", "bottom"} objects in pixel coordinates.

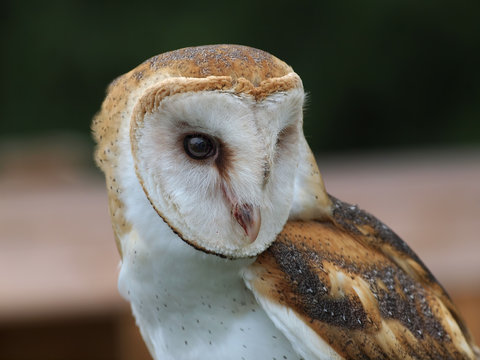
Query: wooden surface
[{"left": 0, "top": 141, "right": 478, "bottom": 359}]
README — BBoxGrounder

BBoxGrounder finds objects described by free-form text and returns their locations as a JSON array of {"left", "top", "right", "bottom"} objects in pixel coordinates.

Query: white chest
[{"left": 118, "top": 224, "right": 302, "bottom": 360}]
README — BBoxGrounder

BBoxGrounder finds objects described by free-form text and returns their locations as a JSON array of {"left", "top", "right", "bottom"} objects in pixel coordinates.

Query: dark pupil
[{"left": 184, "top": 135, "right": 214, "bottom": 159}]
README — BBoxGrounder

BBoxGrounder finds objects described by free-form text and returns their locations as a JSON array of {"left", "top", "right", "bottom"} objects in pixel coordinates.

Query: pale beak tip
[{"left": 233, "top": 203, "right": 261, "bottom": 244}]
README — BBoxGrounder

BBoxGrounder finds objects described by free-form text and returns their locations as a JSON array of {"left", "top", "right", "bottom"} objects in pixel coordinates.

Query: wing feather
[{"left": 244, "top": 196, "right": 479, "bottom": 360}]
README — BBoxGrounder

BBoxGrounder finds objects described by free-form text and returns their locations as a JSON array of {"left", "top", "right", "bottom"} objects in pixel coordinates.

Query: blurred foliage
[{"left": 1, "top": 0, "right": 479, "bottom": 152}]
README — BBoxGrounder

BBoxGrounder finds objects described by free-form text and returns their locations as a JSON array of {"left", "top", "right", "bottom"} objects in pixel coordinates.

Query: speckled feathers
[{"left": 245, "top": 197, "right": 479, "bottom": 359}]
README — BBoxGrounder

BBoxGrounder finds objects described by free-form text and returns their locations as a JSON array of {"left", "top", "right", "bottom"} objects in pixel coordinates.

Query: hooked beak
[
  {"left": 222, "top": 184, "right": 261, "bottom": 244},
  {"left": 232, "top": 203, "right": 261, "bottom": 243}
]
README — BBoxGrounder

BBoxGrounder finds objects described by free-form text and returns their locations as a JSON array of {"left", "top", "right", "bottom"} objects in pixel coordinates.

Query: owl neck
[{"left": 117, "top": 196, "right": 261, "bottom": 359}]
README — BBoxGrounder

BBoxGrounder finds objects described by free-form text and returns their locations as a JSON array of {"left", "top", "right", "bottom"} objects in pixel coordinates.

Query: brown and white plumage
[
  {"left": 92, "top": 44, "right": 479, "bottom": 360},
  {"left": 245, "top": 196, "right": 479, "bottom": 359}
]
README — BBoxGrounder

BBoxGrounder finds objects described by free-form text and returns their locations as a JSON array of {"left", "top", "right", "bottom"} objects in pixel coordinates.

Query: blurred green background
[{"left": 1, "top": 0, "right": 479, "bottom": 153}]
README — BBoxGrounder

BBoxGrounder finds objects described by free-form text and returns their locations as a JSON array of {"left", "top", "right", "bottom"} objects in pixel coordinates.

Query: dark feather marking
[
  {"left": 327, "top": 196, "right": 453, "bottom": 341},
  {"left": 269, "top": 240, "right": 367, "bottom": 330},
  {"left": 215, "top": 138, "right": 234, "bottom": 182},
  {"left": 329, "top": 195, "right": 437, "bottom": 283},
  {"left": 268, "top": 235, "right": 447, "bottom": 340},
  {"left": 370, "top": 267, "right": 447, "bottom": 341}
]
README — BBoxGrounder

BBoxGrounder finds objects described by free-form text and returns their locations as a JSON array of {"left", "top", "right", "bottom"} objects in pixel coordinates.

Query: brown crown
[{"left": 136, "top": 44, "right": 293, "bottom": 85}]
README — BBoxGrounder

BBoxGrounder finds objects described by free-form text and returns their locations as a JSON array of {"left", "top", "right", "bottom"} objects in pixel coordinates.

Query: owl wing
[{"left": 243, "top": 196, "right": 479, "bottom": 360}]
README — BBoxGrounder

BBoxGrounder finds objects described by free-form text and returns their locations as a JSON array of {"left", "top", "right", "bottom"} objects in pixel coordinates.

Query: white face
[{"left": 131, "top": 88, "right": 305, "bottom": 258}]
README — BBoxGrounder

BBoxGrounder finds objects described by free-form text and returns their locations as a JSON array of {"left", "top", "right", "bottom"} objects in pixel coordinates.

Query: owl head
[{"left": 93, "top": 45, "right": 330, "bottom": 258}]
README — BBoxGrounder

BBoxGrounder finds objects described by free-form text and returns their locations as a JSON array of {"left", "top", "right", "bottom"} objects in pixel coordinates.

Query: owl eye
[{"left": 183, "top": 134, "right": 217, "bottom": 160}]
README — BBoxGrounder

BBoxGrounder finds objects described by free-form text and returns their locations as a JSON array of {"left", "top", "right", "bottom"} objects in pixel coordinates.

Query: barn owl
[{"left": 92, "top": 45, "right": 479, "bottom": 360}]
